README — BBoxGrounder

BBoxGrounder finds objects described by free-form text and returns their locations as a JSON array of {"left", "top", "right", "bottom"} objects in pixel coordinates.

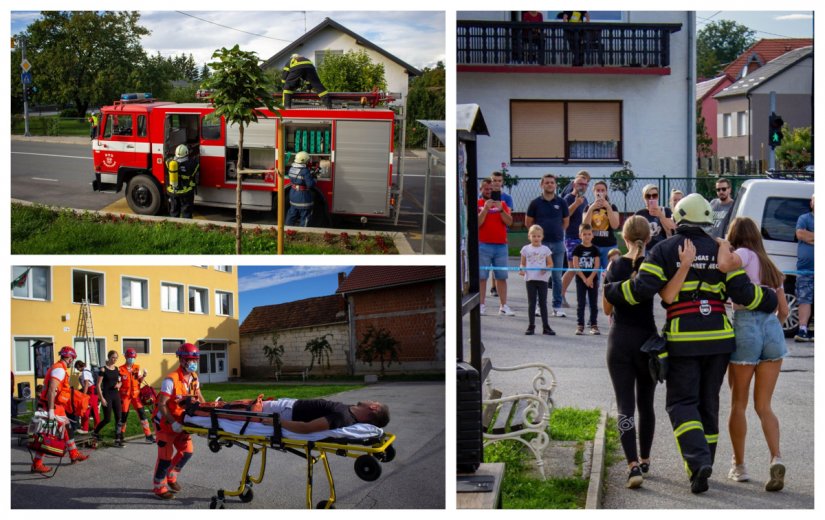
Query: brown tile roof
[
  {"left": 722, "top": 38, "right": 813, "bottom": 80},
  {"left": 336, "top": 266, "right": 445, "bottom": 294},
  {"left": 240, "top": 294, "right": 347, "bottom": 335}
]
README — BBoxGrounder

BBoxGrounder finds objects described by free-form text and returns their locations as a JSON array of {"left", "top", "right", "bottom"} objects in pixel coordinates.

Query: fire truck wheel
[{"left": 126, "top": 175, "right": 163, "bottom": 215}]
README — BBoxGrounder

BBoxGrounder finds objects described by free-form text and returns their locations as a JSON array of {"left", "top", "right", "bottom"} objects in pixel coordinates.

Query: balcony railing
[{"left": 457, "top": 21, "right": 682, "bottom": 69}]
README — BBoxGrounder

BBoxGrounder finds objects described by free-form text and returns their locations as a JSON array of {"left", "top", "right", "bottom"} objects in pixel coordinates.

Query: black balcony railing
[{"left": 457, "top": 21, "right": 682, "bottom": 68}]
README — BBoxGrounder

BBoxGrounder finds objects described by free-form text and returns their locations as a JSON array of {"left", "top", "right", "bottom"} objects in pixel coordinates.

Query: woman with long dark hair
[{"left": 93, "top": 350, "right": 124, "bottom": 447}]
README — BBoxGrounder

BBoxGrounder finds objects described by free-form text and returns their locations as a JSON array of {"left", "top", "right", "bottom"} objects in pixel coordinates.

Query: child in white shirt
[{"left": 520, "top": 225, "right": 556, "bottom": 335}]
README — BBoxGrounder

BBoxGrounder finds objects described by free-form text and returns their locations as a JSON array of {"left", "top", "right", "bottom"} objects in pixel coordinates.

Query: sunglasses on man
[{"left": 716, "top": 187, "right": 729, "bottom": 192}]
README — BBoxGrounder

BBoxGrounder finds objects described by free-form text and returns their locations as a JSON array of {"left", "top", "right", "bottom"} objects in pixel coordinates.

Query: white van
[{"left": 725, "top": 178, "right": 814, "bottom": 336}]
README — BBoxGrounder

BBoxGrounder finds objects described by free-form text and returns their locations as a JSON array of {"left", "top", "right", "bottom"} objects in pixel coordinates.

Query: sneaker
[
  {"left": 795, "top": 329, "right": 813, "bottom": 342},
  {"left": 690, "top": 465, "right": 713, "bottom": 494},
  {"left": 479, "top": 304, "right": 486, "bottom": 316},
  {"left": 728, "top": 463, "right": 750, "bottom": 482},
  {"left": 639, "top": 462, "right": 650, "bottom": 474},
  {"left": 70, "top": 450, "right": 88, "bottom": 463},
  {"left": 765, "top": 459, "right": 785, "bottom": 492},
  {"left": 543, "top": 328, "right": 556, "bottom": 336},
  {"left": 626, "top": 465, "right": 643, "bottom": 489},
  {"left": 552, "top": 309, "right": 567, "bottom": 318},
  {"left": 146, "top": 434, "right": 156, "bottom": 443},
  {"left": 154, "top": 488, "right": 176, "bottom": 500},
  {"left": 575, "top": 325, "right": 584, "bottom": 335},
  {"left": 31, "top": 460, "right": 51, "bottom": 474},
  {"left": 525, "top": 327, "right": 535, "bottom": 336},
  {"left": 499, "top": 305, "right": 515, "bottom": 316},
  {"left": 590, "top": 325, "right": 601, "bottom": 335},
  {"left": 167, "top": 480, "right": 182, "bottom": 493}
]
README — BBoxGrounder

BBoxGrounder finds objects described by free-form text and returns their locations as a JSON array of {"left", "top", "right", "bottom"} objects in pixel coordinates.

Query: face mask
[
  {"left": 126, "top": 358, "right": 135, "bottom": 366},
  {"left": 185, "top": 362, "right": 198, "bottom": 373}
]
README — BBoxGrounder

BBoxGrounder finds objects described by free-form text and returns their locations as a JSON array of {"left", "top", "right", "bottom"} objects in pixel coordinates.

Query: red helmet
[
  {"left": 176, "top": 342, "right": 200, "bottom": 360},
  {"left": 125, "top": 348, "right": 138, "bottom": 359},
  {"left": 58, "top": 346, "right": 77, "bottom": 360}
]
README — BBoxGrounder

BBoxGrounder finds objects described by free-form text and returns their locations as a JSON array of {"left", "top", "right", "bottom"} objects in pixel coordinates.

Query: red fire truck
[{"left": 92, "top": 93, "right": 398, "bottom": 224}]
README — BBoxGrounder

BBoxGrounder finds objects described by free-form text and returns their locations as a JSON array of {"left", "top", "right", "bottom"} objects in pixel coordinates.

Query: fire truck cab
[{"left": 92, "top": 93, "right": 397, "bottom": 224}]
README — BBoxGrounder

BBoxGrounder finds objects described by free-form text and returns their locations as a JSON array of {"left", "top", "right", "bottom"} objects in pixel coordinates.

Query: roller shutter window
[
  {"left": 511, "top": 101, "right": 564, "bottom": 161},
  {"left": 568, "top": 102, "right": 620, "bottom": 160}
]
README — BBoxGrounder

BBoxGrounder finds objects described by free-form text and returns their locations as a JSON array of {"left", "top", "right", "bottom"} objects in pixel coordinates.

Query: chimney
[{"left": 338, "top": 272, "right": 346, "bottom": 286}]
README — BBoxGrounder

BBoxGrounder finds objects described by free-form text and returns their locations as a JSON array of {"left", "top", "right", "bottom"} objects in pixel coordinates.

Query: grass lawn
[
  {"left": 483, "top": 407, "right": 601, "bottom": 509},
  {"left": 11, "top": 203, "right": 398, "bottom": 254},
  {"left": 12, "top": 116, "right": 89, "bottom": 137}
]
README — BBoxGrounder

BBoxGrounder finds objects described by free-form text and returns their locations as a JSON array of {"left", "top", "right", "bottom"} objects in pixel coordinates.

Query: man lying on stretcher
[{"left": 184, "top": 396, "right": 390, "bottom": 434}]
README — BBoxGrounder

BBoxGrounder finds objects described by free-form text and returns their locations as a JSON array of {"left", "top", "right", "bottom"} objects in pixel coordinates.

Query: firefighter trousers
[
  {"left": 168, "top": 191, "right": 194, "bottom": 219},
  {"left": 665, "top": 352, "right": 729, "bottom": 479}
]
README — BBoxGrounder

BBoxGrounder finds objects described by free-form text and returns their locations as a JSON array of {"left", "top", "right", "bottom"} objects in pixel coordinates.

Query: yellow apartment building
[{"left": 11, "top": 265, "right": 239, "bottom": 398}]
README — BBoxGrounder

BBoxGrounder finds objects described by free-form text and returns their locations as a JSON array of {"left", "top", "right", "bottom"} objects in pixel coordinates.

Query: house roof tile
[
  {"left": 716, "top": 46, "right": 812, "bottom": 99},
  {"left": 239, "top": 294, "right": 347, "bottom": 335},
  {"left": 336, "top": 266, "right": 445, "bottom": 294},
  {"left": 722, "top": 38, "right": 813, "bottom": 80}
]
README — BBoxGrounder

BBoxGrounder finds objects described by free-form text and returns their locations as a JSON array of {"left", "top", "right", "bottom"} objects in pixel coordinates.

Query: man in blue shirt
[
  {"left": 794, "top": 195, "right": 814, "bottom": 342},
  {"left": 525, "top": 174, "right": 570, "bottom": 316}
]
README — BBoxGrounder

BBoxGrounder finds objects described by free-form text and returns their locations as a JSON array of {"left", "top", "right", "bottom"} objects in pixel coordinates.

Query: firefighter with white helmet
[
  {"left": 604, "top": 193, "right": 778, "bottom": 494},
  {"left": 286, "top": 151, "right": 316, "bottom": 227},
  {"left": 281, "top": 54, "right": 331, "bottom": 109},
  {"left": 166, "top": 144, "right": 199, "bottom": 218}
]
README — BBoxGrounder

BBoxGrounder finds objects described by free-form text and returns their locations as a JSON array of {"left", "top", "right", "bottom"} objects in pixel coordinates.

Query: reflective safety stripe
[
  {"left": 283, "top": 89, "right": 294, "bottom": 94},
  {"left": 705, "top": 434, "right": 718, "bottom": 444},
  {"left": 680, "top": 280, "right": 725, "bottom": 295},
  {"left": 289, "top": 59, "right": 313, "bottom": 68},
  {"left": 318, "top": 91, "right": 329, "bottom": 97},
  {"left": 621, "top": 279, "right": 638, "bottom": 305},
  {"left": 674, "top": 420, "right": 703, "bottom": 438},
  {"left": 640, "top": 262, "right": 667, "bottom": 281},
  {"left": 746, "top": 284, "right": 764, "bottom": 310},
  {"left": 726, "top": 269, "right": 746, "bottom": 282},
  {"left": 666, "top": 329, "right": 735, "bottom": 342}
]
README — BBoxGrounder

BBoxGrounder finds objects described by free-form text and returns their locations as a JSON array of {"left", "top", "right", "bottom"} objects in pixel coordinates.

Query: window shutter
[
  {"left": 568, "top": 102, "right": 620, "bottom": 142},
  {"left": 511, "top": 101, "right": 565, "bottom": 159}
]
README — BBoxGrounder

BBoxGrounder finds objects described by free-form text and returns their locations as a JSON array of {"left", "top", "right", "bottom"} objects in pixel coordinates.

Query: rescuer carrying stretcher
[
  {"left": 281, "top": 54, "right": 331, "bottom": 109},
  {"left": 604, "top": 193, "right": 778, "bottom": 495}
]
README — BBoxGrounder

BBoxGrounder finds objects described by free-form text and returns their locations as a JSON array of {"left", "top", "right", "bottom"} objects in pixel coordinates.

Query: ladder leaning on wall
[{"left": 76, "top": 299, "right": 100, "bottom": 368}]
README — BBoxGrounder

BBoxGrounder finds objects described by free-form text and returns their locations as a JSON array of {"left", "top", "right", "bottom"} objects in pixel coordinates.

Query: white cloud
[
  {"left": 238, "top": 266, "right": 350, "bottom": 292},
  {"left": 775, "top": 14, "right": 814, "bottom": 21}
]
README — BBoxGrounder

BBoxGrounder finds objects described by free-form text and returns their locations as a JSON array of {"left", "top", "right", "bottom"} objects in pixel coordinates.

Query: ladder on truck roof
[{"left": 76, "top": 299, "right": 100, "bottom": 368}]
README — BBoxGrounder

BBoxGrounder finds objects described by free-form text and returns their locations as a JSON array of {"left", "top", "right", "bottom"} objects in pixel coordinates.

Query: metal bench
[
  {"left": 481, "top": 362, "right": 557, "bottom": 479},
  {"left": 274, "top": 366, "right": 309, "bottom": 382}
]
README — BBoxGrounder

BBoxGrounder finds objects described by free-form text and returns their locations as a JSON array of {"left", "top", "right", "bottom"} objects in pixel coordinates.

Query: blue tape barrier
[{"left": 479, "top": 266, "right": 814, "bottom": 276}]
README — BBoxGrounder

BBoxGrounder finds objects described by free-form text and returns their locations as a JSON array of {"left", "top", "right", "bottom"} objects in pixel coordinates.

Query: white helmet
[
  {"left": 295, "top": 151, "right": 310, "bottom": 164},
  {"left": 175, "top": 144, "right": 188, "bottom": 159},
  {"left": 673, "top": 193, "right": 713, "bottom": 226}
]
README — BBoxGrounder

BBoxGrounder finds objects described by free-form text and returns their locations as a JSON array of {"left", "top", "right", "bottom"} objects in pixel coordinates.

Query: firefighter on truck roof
[
  {"left": 166, "top": 144, "right": 198, "bottom": 219},
  {"left": 287, "top": 151, "right": 316, "bottom": 227},
  {"left": 603, "top": 193, "right": 778, "bottom": 495},
  {"left": 281, "top": 54, "right": 331, "bottom": 109}
]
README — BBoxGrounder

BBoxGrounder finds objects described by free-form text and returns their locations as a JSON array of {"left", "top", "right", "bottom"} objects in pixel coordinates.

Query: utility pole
[
  {"left": 20, "top": 37, "right": 31, "bottom": 137},
  {"left": 768, "top": 91, "right": 776, "bottom": 172}
]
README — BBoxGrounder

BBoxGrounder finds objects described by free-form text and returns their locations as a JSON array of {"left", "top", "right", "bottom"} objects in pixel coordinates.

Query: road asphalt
[
  {"left": 10, "top": 382, "right": 444, "bottom": 509},
  {"left": 469, "top": 257, "right": 814, "bottom": 509}
]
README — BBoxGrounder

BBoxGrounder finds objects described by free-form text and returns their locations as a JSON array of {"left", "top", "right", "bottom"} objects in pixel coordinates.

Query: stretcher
[{"left": 182, "top": 406, "right": 396, "bottom": 509}]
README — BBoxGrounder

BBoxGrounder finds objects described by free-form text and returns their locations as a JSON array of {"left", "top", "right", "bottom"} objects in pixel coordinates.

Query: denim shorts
[
  {"left": 731, "top": 310, "right": 788, "bottom": 365},
  {"left": 479, "top": 242, "right": 509, "bottom": 280},
  {"left": 796, "top": 275, "right": 814, "bottom": 305}
]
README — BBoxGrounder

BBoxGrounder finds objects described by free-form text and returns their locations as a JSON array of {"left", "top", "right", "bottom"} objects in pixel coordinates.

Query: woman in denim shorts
[{"left": 717, "top": 217, "right": 789, "bottom": 492}]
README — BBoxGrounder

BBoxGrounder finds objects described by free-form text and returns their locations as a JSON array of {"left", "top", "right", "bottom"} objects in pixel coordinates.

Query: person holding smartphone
[
  {"left": 583, "top": 180, "right": 620, "bottom": 273},
  {"left": 635, "top": 184, "right": 675, "bottom": 250}
]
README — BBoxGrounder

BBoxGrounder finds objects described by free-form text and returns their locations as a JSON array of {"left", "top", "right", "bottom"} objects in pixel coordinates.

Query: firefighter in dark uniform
[
  {"left": 166, "top": 144, "right": 198, "bottom": 219},
  {"left": 286, "top": 151, "right": 315, "bottom": 227},
  {"left": 604, "top": 193, "right": 778, "bottom": 494},
  {"left": 281, "top": 54, "right": 331, "bottom": 109}
]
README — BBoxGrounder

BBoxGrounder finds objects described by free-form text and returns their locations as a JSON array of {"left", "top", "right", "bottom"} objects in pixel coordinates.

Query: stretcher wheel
[
  {"left": 316, "top": 500, "right": 335, "bottom": 509},
  {"left": 354, "top": 454, "right": 382, "bottom": 481},
  {"left": 239, "top": 486, "right": 254, "bottom": 503},
  {"left": 378, "top": 445, "right": 396, "bottom": 463},
  {"left": 209, "top": 440, "right": 221, "bottom": 453}
]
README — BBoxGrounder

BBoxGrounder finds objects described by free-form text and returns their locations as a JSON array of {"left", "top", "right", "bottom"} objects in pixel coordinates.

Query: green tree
[
  {"left": 697, "top": 20, "right": 756, "bottom": 79},
  {"left": 202, "top": 44, "right": 279, "bottom": 254},
  {"left": 405, "top": 62, "right": 445, "bottom": 148},
  {"left": 199, "top": 64, "right": 211, "bottom": 82},
  {"left": 305, "top": 334, "right": 334, "bottom": 373},
  {"left": 775, "top": 126, "right": 812, "bottom": 169},
  {"left": 263, "top": 333, "right": 286, "bottom": 377},
  {"left": 18, "top": 11, "right": 150, "bottom": 116},
  {"left": 316, "top": 50, "right": 387, "bottom": 92}
]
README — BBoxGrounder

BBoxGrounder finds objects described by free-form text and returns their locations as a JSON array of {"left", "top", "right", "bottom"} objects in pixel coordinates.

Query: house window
[
  {"left": 215, "top": 291, "right": 233, "bottom": 317},
  {"left": 737, "top": 111, "right": 748, "bottom": 136},
  {"left": 161, "top": 282, "right": 184, "bottom": 313},
  {"left": 163, "top": 339, "right": 185, "bottom": 355},
  {"left": 13, "top": 337, "right": 50, "bottom": 373},
  {"left": 315, "top": 49, "right": 343, "bottom": 67},
  {"left": 73, "top": 338, "right": 106, "bottom": 368},
  {"left": 123, "top": 338, "right": 149, "bottom": 355},
  {"left": 121, "top": 277, "right": 148, "bottom": 309},
  {"left": 510, "top": 100, "right": 621, "bottom": 162},
  {"left": 722, "top": 114, "right": 732, "bottom": 137},
  {"left": 12, "top": 266, "right": 51, "bottom": 301},
  {"left": 215, "top": 266, "right": 232, "bottom": 273},
  {"left": 72, "top": 269, "right": 104, "bottom": 305},
  {"left": 189, "top": 287, "right": 209, "bottom": 314}
]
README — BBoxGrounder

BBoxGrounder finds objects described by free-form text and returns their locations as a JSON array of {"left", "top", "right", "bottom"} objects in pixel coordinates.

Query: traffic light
[
  {"left": 24, "top": 85, "right": 37, "bottom": 100},
  {"left": 768, "top": 113, "right": 784, "bottom": 148}
]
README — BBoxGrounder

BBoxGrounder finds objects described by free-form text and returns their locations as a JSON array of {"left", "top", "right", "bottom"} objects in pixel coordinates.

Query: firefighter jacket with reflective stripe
[
  {"left": 288, "top": 164, "right": 315, "bottom": 208},
  {"left": 39, "top": 360, "right": 71, "bottom": 409},
  {"left": 155, "top": 367, "right": 198, "bottom": 430},
  {"left": 118, "top": 363, "right": 142, "bottom": 400},
  {"left": 604, "top": 226, "right": 778, "bottom": 357},
  {"left": 281, "top": 55, "right": 315, "bottom": 82},
  {"left": 166, "top": 157, "right": 198, "bottom": 195}
]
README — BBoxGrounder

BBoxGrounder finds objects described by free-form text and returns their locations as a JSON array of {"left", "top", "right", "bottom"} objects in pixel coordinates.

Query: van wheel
[
  {"left": 783, "top": 278, "right": 799, "bottom": 338},
  {"left": 126, "top": 174, "right": 162, "bottom": 215}
]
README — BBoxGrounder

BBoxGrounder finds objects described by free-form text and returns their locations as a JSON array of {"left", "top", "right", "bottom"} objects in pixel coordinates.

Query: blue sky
[
  {"left": 9, "top": 10, "right": 445, "bottom": 70},
  {"left": 237, "top": 265, "right": 353, "bottom": 323},
  {"left": 696, "top": 11, "right": 813, "bottom": 39}
]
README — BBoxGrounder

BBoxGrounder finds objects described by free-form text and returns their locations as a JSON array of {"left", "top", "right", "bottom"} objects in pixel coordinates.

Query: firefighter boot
[
  {"left": 283, "top": 93, "right": 292, "bottom": 109},
  {"left": 690, "top": 465, "right": 713, "bottom": 494},
  {"left": 31, "top": 460, "right": 52, "bottom": 474},
  {"left": 70, "top": 449, "right": 88, "bottom": 463},
  {"left": 167, "top": 480, "right": 181, "bottom": 493}
]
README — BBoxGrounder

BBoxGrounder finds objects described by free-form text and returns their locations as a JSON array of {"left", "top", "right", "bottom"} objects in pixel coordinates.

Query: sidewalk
[{"left": 473, "top": 257, "right": 814, "bottom": 509}]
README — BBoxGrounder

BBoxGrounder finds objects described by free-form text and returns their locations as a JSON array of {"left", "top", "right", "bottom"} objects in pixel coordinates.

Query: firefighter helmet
[
  {"left": 295, "top": 151, "right": 310, "bottom": 164},
  {"left": 176, "top": 342, "right": 200, "bottom": 360},
  {"left": 59, "top": 346, "right": 77, "bottom": 360},
  {"left": 125, "top": 348, "right": 138, "bottom": 359},
  {"left": 674, "top": 193, "right": 713, "bottom": 226},
  {"left": 174, "top": 144, "right": 188, "bottom": 159}
]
